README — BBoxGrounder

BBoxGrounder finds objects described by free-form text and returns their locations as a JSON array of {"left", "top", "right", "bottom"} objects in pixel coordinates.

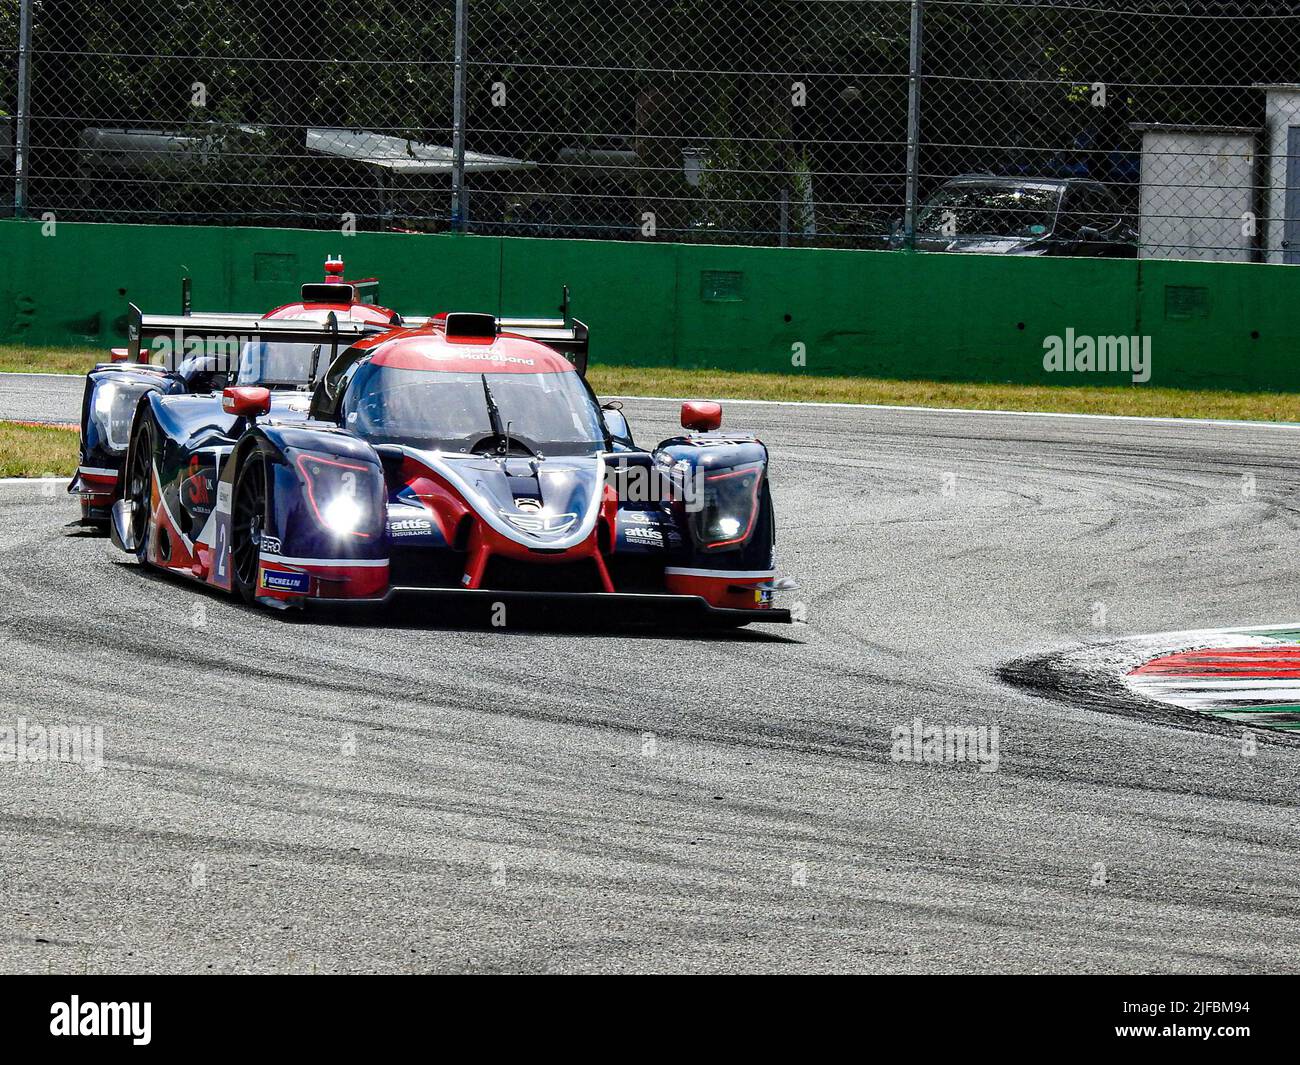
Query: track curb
[{"left": 999, "top": 629, "right": 1300, "bottom": 744}]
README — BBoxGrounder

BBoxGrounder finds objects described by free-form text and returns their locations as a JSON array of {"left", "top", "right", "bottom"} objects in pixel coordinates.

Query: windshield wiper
[{"left": 480, "top": 374, "right": 511, "bottom": 455}]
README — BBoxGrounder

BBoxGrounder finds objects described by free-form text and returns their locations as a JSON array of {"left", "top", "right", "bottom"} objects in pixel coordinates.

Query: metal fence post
[
  {"left": 902, "top": 0, "right": 925, "bottom": 249},
  {"left": 14, "top": 0, "right": 34, "bottom": 217},
  {"left": 450, "top": 0, "right": 469, "bottom": 232}
]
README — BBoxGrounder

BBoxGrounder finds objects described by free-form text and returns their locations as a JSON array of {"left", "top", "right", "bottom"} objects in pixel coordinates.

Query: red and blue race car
[
  {"left": 72, "top": 259, "right": 793, "bottom": 626},
  {"left": 70, "top": 258, "right": 411, "bottom": 523}
]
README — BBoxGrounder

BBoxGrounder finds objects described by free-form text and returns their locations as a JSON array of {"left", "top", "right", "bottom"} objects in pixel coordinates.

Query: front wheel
[
  {"left": 123, "top": 419, "right": 156, "bottom": 562},
  {"left": 230, "top": 451, "right": 268, "bottom": 604}
]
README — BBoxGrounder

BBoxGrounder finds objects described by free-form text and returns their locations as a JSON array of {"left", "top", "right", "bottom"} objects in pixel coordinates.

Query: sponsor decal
[
  {"left": 617, "top": 512, "right": 682, "bottom": 551},
  {"left": 258, "top": 567, "right": 310, "bottom": 594},
  {"left": 427, "top": 349, "right": 535, "bottom": 366},
  {"left": 624, "top": 525, "right": 664, "bottom": 545},
  {"left": 686, "top": 437, "right": 745, "bottom": 449},
  {"left": 182, "top": 455, "right": 213, "bottom": 512},
  {"left": 388, "top": 516, "right": 434, "bottom": 537},
  {"left": 258, "top": 534, "right": 283, "bottom": 555}
]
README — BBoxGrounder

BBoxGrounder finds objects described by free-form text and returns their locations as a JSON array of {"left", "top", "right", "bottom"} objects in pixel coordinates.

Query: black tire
[
  {"left": 123, "top": 418, "right": 156, "bottom": 562},
  {"left": 230, "top": 451, "right": 269, "bottom": 604}
]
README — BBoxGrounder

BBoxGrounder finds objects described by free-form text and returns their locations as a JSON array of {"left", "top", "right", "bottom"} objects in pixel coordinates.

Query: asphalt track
[{"left": 2, "top": 371, "right": 1299, "bottom": 974}]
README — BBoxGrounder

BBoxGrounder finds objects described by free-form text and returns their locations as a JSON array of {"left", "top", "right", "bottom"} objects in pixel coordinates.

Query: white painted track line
[{"left": 617, "top": 393, "right": 1300, "bottom": 430}]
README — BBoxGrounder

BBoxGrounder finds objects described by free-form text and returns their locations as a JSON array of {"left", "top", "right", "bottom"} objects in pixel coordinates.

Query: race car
[
  {"left": 69, "top": 257, "right": 404, "bottom": 526},
  {"left": 92, "top": 276, "right": 792, "bottom": 626}
]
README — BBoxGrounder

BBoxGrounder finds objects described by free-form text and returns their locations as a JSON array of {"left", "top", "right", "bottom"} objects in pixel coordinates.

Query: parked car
[{"left": 889, "top": 175, "right": 1136, "bottom": 256}]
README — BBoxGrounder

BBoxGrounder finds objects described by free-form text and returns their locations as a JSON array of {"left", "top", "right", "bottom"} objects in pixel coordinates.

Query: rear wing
[
  {"left": 502, "top": 317, "right": 589, "bottom": 375},
  {"left": 401, "top": 314, "right": 590, "bottom": 375},
  {"left": 126, "top": 303, "right": 387, "bottom": 385},
  {"left": 402, "top": 283, "right": 590, "bottom": 374}
]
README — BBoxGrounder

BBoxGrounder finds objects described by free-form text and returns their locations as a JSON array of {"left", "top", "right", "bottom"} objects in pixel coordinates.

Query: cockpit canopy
[
  {"left": 340, "top": 362, "right": 606, "bottom": 456},
  {"left": 236, "top": 340, "right": 332, "bottom": 388}
]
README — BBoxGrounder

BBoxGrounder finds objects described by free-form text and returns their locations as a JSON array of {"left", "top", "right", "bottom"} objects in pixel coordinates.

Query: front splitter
[{"left": 309, "top": 585, "right": 793, "bottom": 626}]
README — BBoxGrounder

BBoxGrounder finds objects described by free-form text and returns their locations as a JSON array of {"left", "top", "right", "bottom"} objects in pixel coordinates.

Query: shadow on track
[{"left": 105, "top": 550, "right": 803, "bottom": 643}]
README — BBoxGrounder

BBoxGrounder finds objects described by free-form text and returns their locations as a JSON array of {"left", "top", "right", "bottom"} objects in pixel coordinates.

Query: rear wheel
[
  {"left": 123, "top": 419, "right": 156, "bottom": 562},
  {"left": 231, "top": 452, "right": 268, "bottom": 604}
]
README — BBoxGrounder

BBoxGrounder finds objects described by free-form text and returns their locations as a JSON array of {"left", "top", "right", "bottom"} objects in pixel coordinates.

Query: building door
[{"left": 1286, "top": 127, "right": 1300, "bottom": 264}]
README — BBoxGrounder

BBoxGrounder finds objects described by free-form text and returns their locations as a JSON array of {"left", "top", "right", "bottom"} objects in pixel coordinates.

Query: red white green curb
[{"left": 1124, "top": 625, "right": 1300, "bottom": 731}]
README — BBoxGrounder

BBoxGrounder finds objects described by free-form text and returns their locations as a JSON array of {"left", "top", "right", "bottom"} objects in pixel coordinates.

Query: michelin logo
[{"left": 259, "top": 568, "right": 310, "bottom": 593}]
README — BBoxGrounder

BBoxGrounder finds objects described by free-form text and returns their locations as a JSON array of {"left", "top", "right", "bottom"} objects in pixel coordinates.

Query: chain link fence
[{"left": 4, "top": 0, "right": 1300, "bottom": 260}]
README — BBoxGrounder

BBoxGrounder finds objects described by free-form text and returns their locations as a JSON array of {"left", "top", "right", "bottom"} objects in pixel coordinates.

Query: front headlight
[
  {"left": 687, "top": 461, "right": 763, "bottom": 552},
  {"left": 91, "top": 380, "right": 150, "bottom": 454},
  {"left": 322, "top": 494, "right": 364, "bottom": 534},
  {"left": 294, "top": 452, "right": 380, "bottom": 539}
]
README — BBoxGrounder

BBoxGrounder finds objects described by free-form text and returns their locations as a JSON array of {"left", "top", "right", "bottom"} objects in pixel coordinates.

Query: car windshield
[
  {"left": 237, "top": 341, "right": 328, "bottom": 388},
  {"left": 917, "top": 184, "right": 1061, "bottom": 238},
  {"left": 341, "top": 364, "right": 607, "bottom": 456}
]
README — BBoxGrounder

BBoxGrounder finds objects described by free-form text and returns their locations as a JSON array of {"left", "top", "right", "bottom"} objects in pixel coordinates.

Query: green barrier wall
[{"left": 1, "top": 218, "right": 1296, "bottom": 390}]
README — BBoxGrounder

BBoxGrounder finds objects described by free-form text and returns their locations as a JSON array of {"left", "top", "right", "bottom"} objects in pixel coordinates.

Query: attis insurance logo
[{"left": 389, "top": 516, "right": 433, "bottom": 537}]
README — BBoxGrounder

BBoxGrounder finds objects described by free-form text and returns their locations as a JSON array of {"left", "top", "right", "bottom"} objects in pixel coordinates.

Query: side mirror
[
  {"left": 1075, "top": 225, "right": 1101, "bottom": 243},
  {"left": 681, "top": 400, "right": 722, "bottom": 432},
  {"left": 222, "top": 386, "right": 272, "bottom": 418},
  {"left": 601, "top": 402, "right": 633, "bottom": 444}
]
